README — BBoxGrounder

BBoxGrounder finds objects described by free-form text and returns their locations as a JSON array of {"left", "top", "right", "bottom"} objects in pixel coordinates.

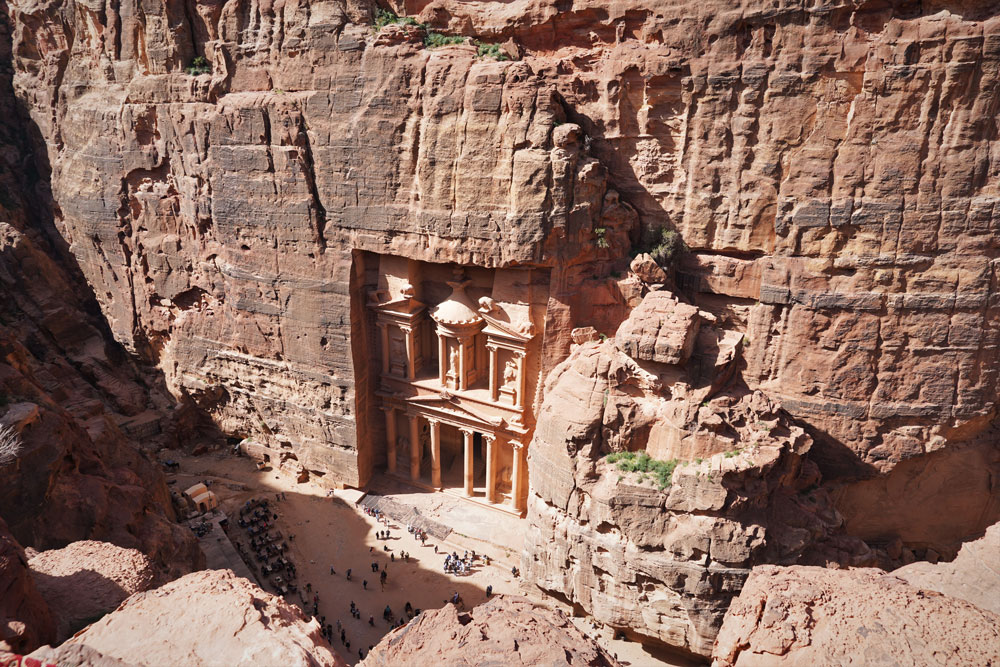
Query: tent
[{"left": 183, "top": 482, "right": 219, "bottom": 513}]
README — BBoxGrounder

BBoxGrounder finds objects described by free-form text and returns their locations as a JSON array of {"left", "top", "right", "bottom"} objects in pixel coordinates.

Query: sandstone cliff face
[
  {"left": 712, "top": 564, "right": 1000, "bottom": 667},
  {"left": 361, "top": 596, "right": 619, "bottom": 667},
  {"left": 523, "top": 288, "right": 871, "bottom": 657},
  {"left": 0, "top": 8, "right": 201, "bottom": 577},
  {"left": 7, "top": 0, "right": 1000, "bottom": 540},
  {"left": 65, "top": 569, "right": 344, "bottom": 667}
]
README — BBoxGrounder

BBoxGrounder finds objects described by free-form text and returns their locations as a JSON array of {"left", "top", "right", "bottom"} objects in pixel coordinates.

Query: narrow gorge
[{"left": 1, "top": 1, "right": 999, "bottom": 665}]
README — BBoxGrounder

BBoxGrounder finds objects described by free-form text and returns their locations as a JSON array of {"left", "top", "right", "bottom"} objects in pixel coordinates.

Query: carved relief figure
[
  {"left": 503, "top": 359, "right": 518, "bottom": 387},
  {"left": 449, "top": 345, "right": 460, "bottom": 375}
]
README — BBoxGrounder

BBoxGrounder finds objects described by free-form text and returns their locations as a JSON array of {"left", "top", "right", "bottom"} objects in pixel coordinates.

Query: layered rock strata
[
  {"left": 6, "top": 0, "right": 1000, "bottom": 521},
  {"left": 0, "top": 9, "right": 201, "bottom": 578},
  {"left": 361, "top": 596, "right": 619, "bottom": 667},
  {"left": 523, "top": 288, "right": 870, "bottom": 657},
  {"left": 712, "top": 564, "right": 1000, "bottom": 666},
  {"left": 64, "top": 569, "right": 344, "bottom": 667}
]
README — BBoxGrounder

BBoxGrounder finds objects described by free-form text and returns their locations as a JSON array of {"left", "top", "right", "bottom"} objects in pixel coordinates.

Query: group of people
[
  {"left": 234, "top": 496, "right": 297, "bottom": 594},
  {"left": 443, "top": 550, "right": 480, "bottom": 576},
  {"left": 406, "top": 523, "right": 429, "bottom": 545}
]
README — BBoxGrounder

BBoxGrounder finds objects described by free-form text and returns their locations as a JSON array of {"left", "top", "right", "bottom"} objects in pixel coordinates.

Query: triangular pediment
[
  {"left": 481, "top": 313, "right": 534, "bottom": 341},
  {"left": 406, "top": 392, "right": 506, "bottom": 428}
]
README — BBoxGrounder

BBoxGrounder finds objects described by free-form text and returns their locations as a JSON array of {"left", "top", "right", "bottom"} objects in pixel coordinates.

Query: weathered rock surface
[
  {"left": 524, "top": 289, "right": 871, "bottom": 657},
  {"left": 28, "top": 643, "right": 132, "bottom": 667},
  {"left": 895, "top": 520, "right": 1000, "bottom": 616},
  {"left": 0, "top": 517, "right": 54, "bottom": 653},
  {"left": 0, "top": 9, "right": 202, "bottom": 577},
  {"left": 361, "top": 596, "right": 618, "bottom": 667},
  {"left": 712, "top": 565, "right": 1000, "bottom": 667},
  {"left": 29, "top": 541, "right": 156, "bottom": 641},
  {"left": 66, "top": 569, "right": 344, "bottom": 667},
  {"left": 4, "top": 0, "right": 996, "bottom": 508}
]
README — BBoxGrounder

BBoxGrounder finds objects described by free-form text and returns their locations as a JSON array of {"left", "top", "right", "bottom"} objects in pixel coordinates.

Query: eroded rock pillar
[
  {"left": 383, "top": 406, "right": 397, "bottom": 474},
  {"left": 461, "top": 428, "right": 474, "bottom": 496},
  {"left": 485, "top": 434, "right": 497, "bottom": 503},
  {"left": 408, "top": 414, "right": 420, "bottom": 481},
  {"left": 429, "top": 419, "right": 441, "bottom": 489}
]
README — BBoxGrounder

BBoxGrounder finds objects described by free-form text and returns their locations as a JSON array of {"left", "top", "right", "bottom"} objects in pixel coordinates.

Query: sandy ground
[{"left": 166, "top": 450, "right": 697, "bottom": 666}]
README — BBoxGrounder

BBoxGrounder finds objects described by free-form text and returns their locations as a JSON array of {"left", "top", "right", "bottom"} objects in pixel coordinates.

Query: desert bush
[
  {"left": 475, "top": 41, "right": 510, "bottom": 61},
  {"left": 425, "top": 32, "right": 466, "bottom": 47},
  {"left": 0, "top": 424, "right": 23, "bottom": 465},
  {"left": 606, "top": 451, "right": 679, "bottom": 490},
  {"left": 185, "top": 56, "right": 211, "bottom": 76}
]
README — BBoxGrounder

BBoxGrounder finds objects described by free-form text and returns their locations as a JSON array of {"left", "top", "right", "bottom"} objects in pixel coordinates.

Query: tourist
[
  {"left": 363, "top": 579, "right": 368, "bottom": 590},
  {"left": 346, "top": 568, "right": 352, "bottom": 580},
  {"left": 330, "top": 565, "right": 335, "bottom": 575},
  {"left": 359, "top": 649, "right": 364, "bottom": 660},
  {"left": 486, "top": 584, "right": 493, "bottom": 597},
  {"left": 368, "top": 615, "right": 374, "bottom": 626}
]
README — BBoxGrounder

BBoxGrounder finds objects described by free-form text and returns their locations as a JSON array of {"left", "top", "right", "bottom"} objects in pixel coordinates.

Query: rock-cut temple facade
[{"left": 365, "top": 255, "right": 546, "bottom": 515}]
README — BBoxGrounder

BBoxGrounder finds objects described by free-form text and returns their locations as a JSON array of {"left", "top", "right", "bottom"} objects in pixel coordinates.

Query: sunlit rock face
[{"left": 6, "top": 0, "right": 1000, "bottom": 657}]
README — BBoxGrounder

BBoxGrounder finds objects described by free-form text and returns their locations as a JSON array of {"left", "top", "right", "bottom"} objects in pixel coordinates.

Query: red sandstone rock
[
  {"left": 894, "top": 521, "right": 1000, "bottom": 616},
  {"left": 614, "top": 290, "right": 701, "bottom": 365},
  {"left": 711, "top": 565, "right": 1000, "bottom": 666},
  {"left": 0, "top": 517, "right": 54, "bottom": 654},
  {"left": 65, "top": 569, "right": 344, "bottom": 667},
  {"left": 361, "top": 596, "right": 618, "bottom": 667},
  {"left": 29, "top": 541, "right": 156, "bottom": 641},
  {"left": 7, "top": 0, "right": 1000, "bottom": 549},
  {"left": 525, "top": 289, "right": 872, "bottom": 657}
]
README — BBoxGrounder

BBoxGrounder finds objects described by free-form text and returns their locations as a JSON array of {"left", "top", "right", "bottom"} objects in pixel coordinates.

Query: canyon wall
[
  {"left": 0, "top": 6, "right": 201, "bottom": 577},
  {"left": 4, "top": 0, "right": 1000, "bottom": 658}
]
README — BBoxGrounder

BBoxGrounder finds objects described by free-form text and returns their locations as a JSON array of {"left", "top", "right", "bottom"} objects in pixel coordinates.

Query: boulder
[
  {"left": 712, "top": 565, "right": 1000, "bottom": 666},
  {"left": 615, "top": 291, "right": 701, "bottom": 365},
  {"left": 361, "top": 596, "right": 618, "bottom": 667},
  {"left": 29, "top": 541, "right": 156, "bottom": 641},
  {"left": 65, "top": 569, "right": 344, "bottom": 667},
  {"left": 629, "top": 253, "right": 668, "bottom": 284}
]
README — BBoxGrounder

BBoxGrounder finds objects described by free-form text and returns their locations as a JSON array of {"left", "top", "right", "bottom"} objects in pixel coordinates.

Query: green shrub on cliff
[
  {"left": 606, "top": 451, "right": 679, "bottom": 490},
  {"left": 633, "top": 225, "right": 685, "bottom": 269},
  {"left": 475, "top": 41, "right": 510, "bottom": 61},
  {"left": 185, "top": 56, "right": 211, "bottom": 76},
  {"left": 425, "top": 32, "right": 466, "bottom": 48}
]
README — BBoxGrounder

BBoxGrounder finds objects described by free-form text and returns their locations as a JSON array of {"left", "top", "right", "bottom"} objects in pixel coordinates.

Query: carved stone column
[
  {"left": 484, "top": 434, "right": 497, "bottom": 503},
  {"left": 429, "top": 419, "right": 441, "bottom": 489},
  {"left": 460, "top": 428, "right": 474, "bottom": 497},
  {"left": 510, "top": 440, "right": 525, "bottom": 513},
  {"left": 516, "top": 351, "right": 526, "bottom": 410},
  {"left": 383, "top": 406, "right": 397, "bottom": 474},
  {"left": 401, "top": 325, "right": 416, "bottom": 380},
  {"left": 379, "top": 323, "right": 390, "bottom": 375},
  {"left": 437, "top": 334, "right": 447, "bottom": 385},
  {"left": 408, "top": 414, "right": 420, "bottom": 481},
  {"left": 487, "top": 344, "right": 499, "bottom": 402},
  {"left": 458, "top": 336, "right": 469, "bottom": 390}
]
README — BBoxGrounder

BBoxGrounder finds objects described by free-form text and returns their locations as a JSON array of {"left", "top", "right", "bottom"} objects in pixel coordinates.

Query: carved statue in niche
[
  {"left": 449, "top": 345, "right": 460, "bottom": 375},
  {"left": 389, "top": 335, "right": 405, "bottom": 361},
  {"left": 503, "top": 359, "right": 518, "bottom": 387}
]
